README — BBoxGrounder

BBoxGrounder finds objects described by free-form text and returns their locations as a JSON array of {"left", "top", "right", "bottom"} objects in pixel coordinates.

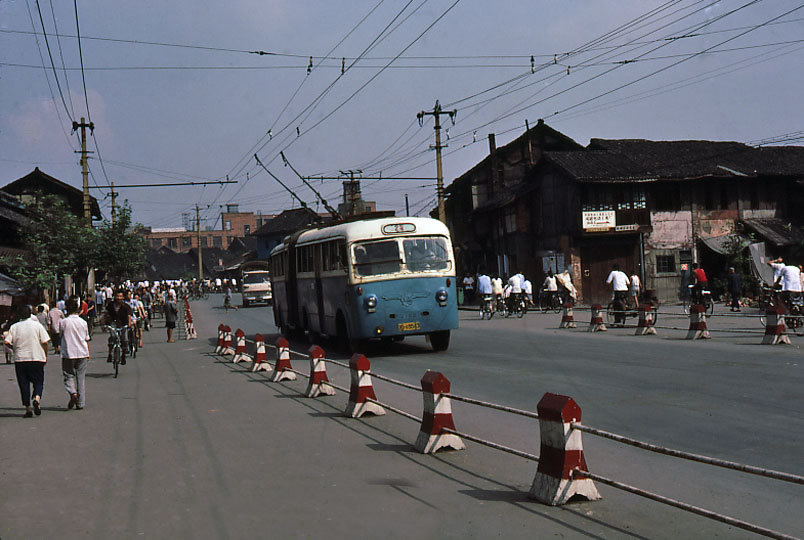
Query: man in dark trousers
[
  {"left": 727, "top": 267, "right": 742, "bottom": 312},
  {"left": 164, "top": 298, "right": 179, "bottom": 343},
  {"left": 105, "top": 290, "right": 132, "bottom": 365}
]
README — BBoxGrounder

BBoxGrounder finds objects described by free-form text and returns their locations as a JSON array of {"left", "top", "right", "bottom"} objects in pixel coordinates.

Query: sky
[{"left": 2, "top": 0, "right": 803, "bottom": 230}]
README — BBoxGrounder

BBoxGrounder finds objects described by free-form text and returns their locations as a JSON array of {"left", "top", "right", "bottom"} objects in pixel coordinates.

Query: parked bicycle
[{"left": 682, "top": 284, "right": 714, "bottom": 316}]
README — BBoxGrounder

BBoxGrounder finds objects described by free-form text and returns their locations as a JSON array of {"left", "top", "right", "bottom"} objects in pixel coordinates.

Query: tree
[
  {"left": 93, "top": 203, "right": 147, "bottom": 282},
  {"left": 0, "top": 194, "right": 97, "bottom": 294}
]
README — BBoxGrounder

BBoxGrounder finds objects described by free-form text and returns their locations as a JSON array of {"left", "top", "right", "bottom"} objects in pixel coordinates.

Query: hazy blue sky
[{"left": 2, "top": 1, "right": 802, "bottom": 228}]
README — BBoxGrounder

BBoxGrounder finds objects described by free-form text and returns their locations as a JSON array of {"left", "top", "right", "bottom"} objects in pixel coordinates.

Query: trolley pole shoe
[
  {"left": 232, "top": 329, "right": 250, "bottom": 363},
  {"left": 252, "top": 334, "right": 272, "bottom": 372},
  {"left": 305, "top": 345, "right": 335, "bottom": 398},
  {"left": 344, "top": 354, "right": 385, "bottom": 418},
  {"left": 685, "top": 305, "right": 711, "bottom": 340},
  {"left": 762, "top": 306, "right": 792, "bottom": 345},
  {"left": 634, "top": 305, "right": 657, "bottom": 336},
  {"left": 529, "top": 392, "right": 601, "bottom": 506},
  {"left": 559, "top": 303, "right": 577, "bottom": 329},
  {"left": 215, "top": 324, "right": 225, "bottom": 354},
  {"left": 414, "top": 371, "right": 465, "bottom": 454},
  {"left": 222, "top": 326, "right": 235, "bottom": 355},
  {"left": 588, "top": 304, "right": 607, "bottom": 332},
  {"left": 271, "top": 337, "right": 297, "bottom": 382}
]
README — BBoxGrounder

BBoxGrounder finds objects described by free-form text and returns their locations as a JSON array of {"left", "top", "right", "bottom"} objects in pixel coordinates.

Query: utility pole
[
  {"left": 417, "top": 100, "right": 456, "bottom": 223},
  {"left": 72, "top": 117, "right": 94, "bottom": 227},
  {"left": 109, "top": 182, "right": 118, "bottom": 226},
  {"left": 405, "top": 194, "right": 410, "bottom": 217},
  {"left": 196, "top": 204, "right": 203, "bottom": 282}
]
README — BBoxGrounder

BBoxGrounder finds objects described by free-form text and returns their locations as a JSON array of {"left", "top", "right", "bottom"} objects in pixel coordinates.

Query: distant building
[{"left": 3, "top": 167, "right": 102, "bottom": 221}]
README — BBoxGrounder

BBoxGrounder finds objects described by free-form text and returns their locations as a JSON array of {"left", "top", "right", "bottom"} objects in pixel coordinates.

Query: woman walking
[{"left": 3, "top": 304, "right": 50, "bottom": 417}]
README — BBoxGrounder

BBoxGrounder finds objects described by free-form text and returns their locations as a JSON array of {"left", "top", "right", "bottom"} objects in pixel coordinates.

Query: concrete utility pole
[
  {"left": 73, "top": 117, "right": 94, "bottom": 227},
  {"left": 417, "top": 100, "right": 456, "bottom": 223},
  {"left": 196, "top": 204, "right": 203, "bottom": 282},
  {"left": 110, "top": 182, "right": 118, "bottom": 225}
]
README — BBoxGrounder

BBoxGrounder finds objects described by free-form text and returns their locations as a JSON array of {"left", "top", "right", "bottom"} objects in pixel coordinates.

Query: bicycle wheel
[
  {"left": 552, "top": 295, "right": 563, "bottom": 313},
  {"left": 517, "top": 301, "right": 526, "bottom": 318},
  {"left": 606, "top": 302, "right": 616, "bottom": 326},
  {"left": 682, "top": 299, "right": 690, "bottom": 315},
  {"left": 113, "top": 347, "right": 120, "bottom": 378},
  {"left": 705, "top": 300, "right": 714, "bottom": 316}
]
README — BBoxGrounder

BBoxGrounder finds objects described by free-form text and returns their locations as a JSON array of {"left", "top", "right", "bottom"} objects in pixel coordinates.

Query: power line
[
  {"left": 33, "top": 0, "right": 74, "bottom": 123},
  {"left": 48, "top": 0, "right": 75, "bottom": 119}
]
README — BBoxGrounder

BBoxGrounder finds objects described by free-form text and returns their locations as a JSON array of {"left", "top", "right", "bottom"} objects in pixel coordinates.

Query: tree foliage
[{"left": 94, "top": 203, "right": 147, "bottom": 282}]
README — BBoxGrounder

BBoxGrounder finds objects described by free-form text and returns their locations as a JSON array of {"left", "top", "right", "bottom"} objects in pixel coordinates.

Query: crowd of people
[{"left": 463, "top": 269, "right": 577, "bottom": 314}]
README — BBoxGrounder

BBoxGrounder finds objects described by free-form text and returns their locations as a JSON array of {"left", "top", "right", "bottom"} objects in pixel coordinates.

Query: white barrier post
[
  {"left": 634, "top": 304, "right": 657, "bottom": 336},
  {"left": 685, "top": 305, "right": 711, "bottom": 340},
  {"left": 414, "top": 371, "right": 465, "bottom": 454},
  {"left": 222, "top": 325, "right": 235, "bottom": 355},
  {"left": 529, "top": 392, "right": 601, "bottom": 505},
  {"left": 344, "top": 354, "right": 385, "bottom": 418},
  {"left": 252, "top": 334, "right": 272, "bottom": 372},
  {"left": 559, "top": 303, "right": 577, "bottom": 329},
  {"left": 305, "top": 345, "right": 335, "bottom": 398},
  {"left": 588, "top": 304, "right": 607, "bottom": 332},
  {"left": 762, "top": 306, "right": 792, "bottom": 345},
  {"left": 271, "top": 337, "right": 297, "bottom": 382},
  {"left": 232, "top": 329, "right": 250, "bottom": 363}
]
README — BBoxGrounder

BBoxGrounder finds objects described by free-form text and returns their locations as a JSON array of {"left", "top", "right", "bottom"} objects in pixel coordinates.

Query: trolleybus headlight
[
  {"left": 375, "top": 325, "right": 384, "bottom": 335},
  {"left": 366, "top": 294, "right": 378, "bottom": 313},
  {"left": 436, "top": 289, "right": 448, "bottom": 306}
]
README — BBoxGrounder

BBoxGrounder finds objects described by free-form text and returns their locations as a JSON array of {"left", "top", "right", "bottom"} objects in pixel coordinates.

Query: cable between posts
[
  {"left": 443, "top": 393, "right": 540, "bottom": 420},
  {"left": 572, "top": 422, "right": 804, "bottom": 485},
  {"left": 441, "top": 427, "right": 539, "bottom": 461},
  {"left": 572, "top": 470, "right": 797, "bottom": 540}
]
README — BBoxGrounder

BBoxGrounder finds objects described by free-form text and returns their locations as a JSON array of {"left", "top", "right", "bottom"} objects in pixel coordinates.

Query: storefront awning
[
  {"left": 742, "top": 218, "right": 804, "bottom": 248},
  {"left": 700, "top": 234, "right": 750, "bottom": 255}
]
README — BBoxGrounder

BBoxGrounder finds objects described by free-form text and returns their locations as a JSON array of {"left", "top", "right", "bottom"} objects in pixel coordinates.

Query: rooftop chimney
[{"left": 488, "top": 133, "right": 496, "bottom": 154}]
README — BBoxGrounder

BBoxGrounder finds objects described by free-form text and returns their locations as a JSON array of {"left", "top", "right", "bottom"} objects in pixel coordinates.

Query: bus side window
[{"left": 337, "top": 241, "right": 347, "bottom": 271}]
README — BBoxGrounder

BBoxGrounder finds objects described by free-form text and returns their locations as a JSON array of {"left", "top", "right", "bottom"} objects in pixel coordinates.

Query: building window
[
  {"left": 503, "top": 206, "right": 516, "bottom": 233},
  {"left": 151, "top": 238, "right": 162, "bottom": 248},
  {"left": 168, "top": 237, "right": 178, "bottom": 249},
  {"left": 244, "top": 224, "right": 250, "bottom": 235},
  {"left": 182, "top": 237, "right": 192, "bottom": 248},
  {"left": 200, "top": 236, "right": 208, "bottom": 247},
  {"left": 656, "top": 254, "right": 676, "bottom": 274},
  {"left": 225, "top": 220, "right": 232, "bottom": 231},
  {"left": 213, "top": 236, "right": 222, "bottom": 247},
  {"left": 653, "top": 184, "right": 681, "bottom": 212}
]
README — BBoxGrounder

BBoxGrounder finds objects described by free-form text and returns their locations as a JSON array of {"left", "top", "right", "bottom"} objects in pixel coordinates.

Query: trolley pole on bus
[{"left": 417, "top": 100, "right": 456, "bottom": 223}]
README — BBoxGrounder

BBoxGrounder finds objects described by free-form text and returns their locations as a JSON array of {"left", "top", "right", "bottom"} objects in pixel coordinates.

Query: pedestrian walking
[
  {"left": 629, "top": 269, "right": 641, "bottom": 308},
  {"left": 4, "top": 304, "right": 50, "bottom": 417},
  {"left": 462, "top": 273, "right": 475, "bottom": 305},
  {"left": 47, "top": 302, "right": 65, "bottom": 355},
  {"left": 164, "top": 298, "right": 179, "bottom": 342},
  {"left": 727, "top": 267, "right": 742, "bottom": 312},
  {"left": 60, "top": 298, "right": 90, "bottom": 410},
  {"left": 35, "top": 304, "right": 48, "bottom": 329}
]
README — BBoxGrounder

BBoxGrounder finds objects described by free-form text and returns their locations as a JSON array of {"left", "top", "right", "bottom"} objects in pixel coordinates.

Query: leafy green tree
[
  {"left": 0, "top": 194, "right": 97, "bottom": 293},
  {"left": 93, "top": 203, "right": 147, "bottom": 282}
]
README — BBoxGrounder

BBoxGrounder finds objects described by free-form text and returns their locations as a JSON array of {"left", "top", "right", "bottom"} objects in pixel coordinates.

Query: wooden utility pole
[
  {"left": 110, "top": 182, "right": 118, "bottom": 225},
  {"left": 73, "top": 117, "right": 94, "bottom": 227},
  {"left": 417, "top": 100, "right": 456, "bottom": 223},
  {"left": 196, "top": 204, "right": 203, "bottom": 282}
]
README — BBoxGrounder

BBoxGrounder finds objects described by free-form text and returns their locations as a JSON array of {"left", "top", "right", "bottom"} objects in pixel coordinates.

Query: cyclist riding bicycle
[
  {"left": 542, "top": 270, "right": 558, "bottom": 307},
  {"left": 690, "top": 263, "right": 709, "bottom": 304},
  {"left": 606, "top": 264, "right": 630, "bottom": 326},
  {"left": 476, "top": 272, "right": 493, "bottom": 312},
  {"left": 506, "top": 273, "right": 523, "bottom": 313},
  {"left": 774, "top": 262, "right": 803, "bottom": 311},
  {"left": 105, "top": 290, "right": 132, "bottom": 365}
]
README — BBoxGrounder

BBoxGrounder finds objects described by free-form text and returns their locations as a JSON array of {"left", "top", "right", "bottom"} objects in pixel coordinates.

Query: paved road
[{"left": 1, "top": 296, "right": 801, "bottom": 539}]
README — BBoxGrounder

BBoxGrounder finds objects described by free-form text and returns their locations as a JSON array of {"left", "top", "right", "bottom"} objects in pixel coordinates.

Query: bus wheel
[
  {"left": 429, "top": 330, "right": 450, "bottom": 351},
  {"left": 336, "top": 313, "right": 352, "bottom": 353}
]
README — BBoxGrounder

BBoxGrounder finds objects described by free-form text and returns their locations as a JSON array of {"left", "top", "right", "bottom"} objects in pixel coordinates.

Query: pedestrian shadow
[{"left": 86, "top": 373, "right": 115, "bottom": 378}]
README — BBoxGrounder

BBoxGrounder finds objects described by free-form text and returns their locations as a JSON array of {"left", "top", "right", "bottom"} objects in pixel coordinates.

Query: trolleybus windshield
[{"left": 352, "top": 236, "right": 451, "bottom": 277}]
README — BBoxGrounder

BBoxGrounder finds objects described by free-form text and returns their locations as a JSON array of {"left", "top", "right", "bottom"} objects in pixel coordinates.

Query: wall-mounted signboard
[{"left": 582, "top": 210, "right": 615, "bottom": 231}]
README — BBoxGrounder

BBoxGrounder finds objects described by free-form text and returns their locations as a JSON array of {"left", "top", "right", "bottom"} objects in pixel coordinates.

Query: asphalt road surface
[{"left": 1, "top": 296, "right": 801, "bottom": 539}]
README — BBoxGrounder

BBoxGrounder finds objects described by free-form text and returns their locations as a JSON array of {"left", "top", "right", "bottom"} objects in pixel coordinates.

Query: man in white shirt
[
  {"left": 4, "top": 305, "right": 50, "bottom": 417},
  {"left": 60, "top": 298, "right": 91, "bottom": 410},
  {"left": 523, "top": 279, "right": 533, "bottom": 307},
  {"left": 606, "top": 264, "right": 630, "bottom": 326},
  {"left": 775, "top": 263, "right": 802, "bottom": 308}
]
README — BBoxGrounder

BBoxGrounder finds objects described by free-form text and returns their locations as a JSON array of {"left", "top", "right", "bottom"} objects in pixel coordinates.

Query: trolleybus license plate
[{"left": 398, "top": 321, "right": 420, "bottom": 332}]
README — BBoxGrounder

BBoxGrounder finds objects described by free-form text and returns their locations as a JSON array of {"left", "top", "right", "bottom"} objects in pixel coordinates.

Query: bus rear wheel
[{"left": 429, "top": 330, "right": 450, "bottom": 351}]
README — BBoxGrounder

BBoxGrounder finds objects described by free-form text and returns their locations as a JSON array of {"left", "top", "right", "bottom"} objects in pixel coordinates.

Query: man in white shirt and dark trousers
[
  {"left": 606, "top": 264, "right": 631, "bottom": 327},
  {"left": 4, "top": 304, "right": 50, "bottom": 417},
  {"left": 60, "top": 298, "right": 91, "bottom": 410}
]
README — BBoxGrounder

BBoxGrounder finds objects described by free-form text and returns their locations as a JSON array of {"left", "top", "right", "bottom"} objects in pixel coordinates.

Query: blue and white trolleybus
[{"left": 269, "top": 216, "right": 458, "bottom": 351}]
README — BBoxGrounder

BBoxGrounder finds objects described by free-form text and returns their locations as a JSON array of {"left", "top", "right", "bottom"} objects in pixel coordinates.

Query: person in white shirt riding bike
[{"left": 606, "top": 264, "right": 630, "bottom": 326}]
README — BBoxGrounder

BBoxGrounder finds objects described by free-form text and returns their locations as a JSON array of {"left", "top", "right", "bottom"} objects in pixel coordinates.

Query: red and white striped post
[
  {"left": 559, "top": 303, "right": 577, "bottom": 329},
  {"left": 634, "top": 304, "right": 657, "bottom": 336},
  {"left": 685, "top": 305, "right": 711, "bottom": 340},
  {"left": 251, "top": 334, "right": 272, "bottom": 372},
  {"left": 762, "top": 306, "right": 792, "bottom": 345},
  {"left": 305, "top": 345, "right": 335, "bottom": 398},
  {"left": 222, "top": 325, "right": 235, "bottom": 355},
  {"left": 529, "top": 392, "right": 601, "bottom": 505},
  {"left": 215, "top": 324, "right": 225, "bottom": 354},
  {"left": 185, "top": 311, "right": 197, "bottom": 339},
  {"left": 271, "top": 337, "right": 297, "bottom": 382},
  {"left": 344, "top": 354, "right": 385, "bottom": 418},
  {"left": 588, "top": 304, "right": 607, "bottom": 332},
  {"left": 414, "top": 371, "right": 465, "bottom": 454},
  {"left": 232, "top": 328, "right": 249, "bottom": 363}
]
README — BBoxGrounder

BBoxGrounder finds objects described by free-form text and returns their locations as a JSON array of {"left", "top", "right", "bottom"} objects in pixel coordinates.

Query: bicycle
[
  {"left": 480, "top": 294, "right": 495, "bottom": 320},
  {"left": 505, "top": 293, "right": 527, "bottom": 319},
  {"left": 682, "top": 284, "right": 714, "bottom": 316},
  {"left": 127, "top": 325, "right": 138, "bottom": 358},
  {"left": 538, "top": 290, "right": 564, "bottom": 313},
  {"left": 758, "top": 290, "right": 804, "bottom": 336},
  {"left": 606, "top": 295, "right": 660, "bottom": 326},
  {"left": 105, "top": 326, "right": 125, "bottom": 378}
]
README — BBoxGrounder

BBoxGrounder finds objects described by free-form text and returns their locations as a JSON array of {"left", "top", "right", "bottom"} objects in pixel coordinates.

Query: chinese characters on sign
[{"left": 582, "top": 211, "right": 616, "bottom": 231}]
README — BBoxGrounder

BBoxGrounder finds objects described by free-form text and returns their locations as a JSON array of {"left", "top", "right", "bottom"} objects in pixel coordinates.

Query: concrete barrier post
[
  {"left": 252, "top": 334, "right": 272, "bottom": 372},
  {"left": 685, "top": 305, "right": 711, "bottom": 340},
  {"left": 762, "top": 306, "right": 792, "bottom": 345},
  {"left": 215, "top": 324, "right": 225, "bottom": 354},
  {"left": 186, "top": 312, "right": 197, "bottom": 339},
  {"left": 271, "top": 337, "right": 297, "bottom": 382},
  {"left": 222, "top": 325, "right": 235, "bottom": 355},
  {"left": 305, "top": 345, "right": 336, "bottom": 398},
  {"left": 344, "top": 354, "right": 385, "bottom": 418},
  {"left": 559, "top": 303, "right": 577, "bottom": 329},
  {"left": 232, "top": 329, "right": 250, "bottom": 363},
  {"left": 588, "top": 304, "right": 607, "bottom": 332},
  {"left": 634, "top": 304, "right": 657, "bottom": 336},
  {"left": 529, "top": 392, "right": 601, "bottom": 505},
  {"left": 414, "top": 371, "right": 465, "bottom": 454}
]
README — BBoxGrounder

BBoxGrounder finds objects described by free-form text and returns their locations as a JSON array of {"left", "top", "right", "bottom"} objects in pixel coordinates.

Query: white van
[{"left": 241, "top": 262, "right": 272, "bottom": 307}]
